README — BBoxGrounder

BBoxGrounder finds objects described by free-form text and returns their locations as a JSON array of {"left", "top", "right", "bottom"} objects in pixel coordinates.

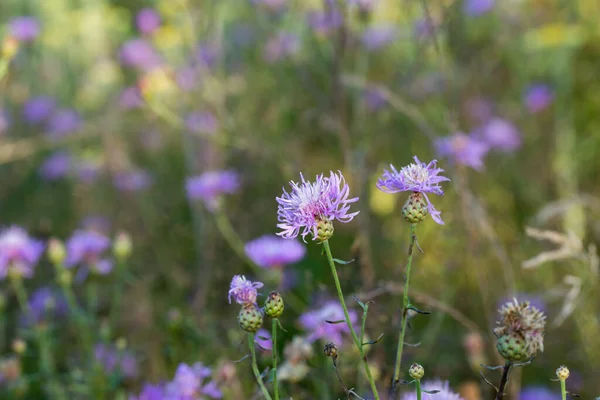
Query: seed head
[
  {"left": 556, "top": 365, "right": 569, "bottom": 381},
  {"left": 238, "top": 303, "right": 263, "bottom": 333},
  {"left": 408, "top": 363, "right": 424, "bottom": 380},
  {"left": 264, "top": 291, "right": 284, "bottom": 318},
  {"left": 323, "top": 342, "right": 338, "bottom": 359}
]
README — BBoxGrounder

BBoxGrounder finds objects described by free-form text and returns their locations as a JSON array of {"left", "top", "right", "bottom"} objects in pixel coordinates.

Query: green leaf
[
  {"left": 353, "top": 295, "right": 366, "bottom": 310},
  {"left": 233, "top": 354, "right": 250, "bottom": 363},
  {"left": 333, "top": 258, "right": 355, "bottom": 265},
  {"left": 362, "top": 333, "right": 384, "bottom": 346},
  {"left": 325, "top": 319, "right": 346, "bottom": 324},
  {"left": 423, "top": 390, "right": 440, "bottom": 394}
]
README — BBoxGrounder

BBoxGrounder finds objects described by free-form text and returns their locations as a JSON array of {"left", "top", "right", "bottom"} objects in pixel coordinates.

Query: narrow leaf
[
  {"left": 362, "top": 333, "right": 384, "bottom": 346},
  {"left": 353, "top": 295, "right": 366, "bottom": 310},
  {"left": 403, "top": 341, "right": 421, "bottom": 347},
  {"left": 423, "top": 390, "right": 441, "bottom": 394},
  {"left": 326, "top": 319, "right": 346, "bottom": 324},
  {"left": 233, "top": 354, "right": 250, "bottom": 363},
  {"left": 333, "top": 258, "right": 355, "bottom": 265},
  {"left": 276, "top": 318, "right": 288, "bottom": 332},
  {"left": 407, "top": 305, "right": 431, "bottom": 315},
  {"left": 480, "top": 363, "right": 505, "bottom": 371}
]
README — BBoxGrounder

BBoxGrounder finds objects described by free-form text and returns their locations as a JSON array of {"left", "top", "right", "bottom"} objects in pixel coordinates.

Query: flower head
[
  {"left": 185, "top": 111, "right": 218, "bottom": 135},
  {"left": 21, "top": 287, "right": 68, "bottom": 327},
  {"left": 463, "top": 0, "right": 495, "bottom": 16},
  {"left": 113, "top": 170, "right": 153, "bottom": 192},
  {"left": 401, "top": 379, "right": 464, "bottom": 400},
  {"left": 45, "top": 109, "right": 82, "bottom": 140},
  {"left": 494, "top": 298, "right": 546, "bottom": 360},
  {"left": 129, "top": 383, "right": 165, "bottom": 400},
  {"left": 39, "top": 151, "right": 71, "bottom": 181},
  {"left": 94, "top": 343, "right": 138, "bottom": 378},
  {"left": 276, "top": 171, "right": 359, "bottom": 241},
  {"left": 228, "top": 275, "right": 263, "bottom": 305},
  {"left": 361, "top": 25, "right": 397, "bottom": 51},
  {"left": 435, "top": 133, "right": 489, "bottom": 170},
  {"left": 136, "top": 8, "right": 161, "bottom": 35},
  {"left": 478, "top": 118, "right": 521, "bottom": 152},
  {"left": 377, "top": 156, "right": 450, "bottom": 224},
  {"left": 299, "top": 301, "right": 357, "bottom": 346},
  {"left": 519, "top": 386, "right": 560, "bottom": 400},
  {"left": 186, "top": 170, "right": 240, "bottom": 211},
  {"left": 65, "top": 230, "right": 111, "bottom": 268},
  {"left": 245, "top": 235, "right": 306, "bottom": 268},
  {"left": 524, "top": 84, "right": 554, "bottom": 113},
  {"left": 9, "top": 17, "right": 40, "bottom": 42},
  {"left": 263, "top": 32, "right": 300, "bottom": 63},
  {"left": 0, "top": 227, "right": 44, "bottom": 279},
  {"left": 120, "top": 39, "right": 162, "bottom": 71},
  {"left": 23, "top": 96, "right": 56, "bottom": 123},
  {"left": 164, "top": 363, "right": 223, "bottom": 399}
]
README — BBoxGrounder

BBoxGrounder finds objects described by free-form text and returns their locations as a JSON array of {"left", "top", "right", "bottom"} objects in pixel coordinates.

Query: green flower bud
[
  {"left": 409, "top": 363, "right": 424, "bottom": 380},
  {"left": 316, "top": 217, "right": 334, "bottom": 242},
  {"left": 402, "top": 192, "right": 428, "bottom": 224},
  {"left": 556, "top": 365, "right": 570, "bottom": 381},
  {"left": 48, "top": 238, "right": 66, "bottom": 265},
  {"left": 57, "top": 269, "right": 72, "bottom": 286},
  {"left": 113, "top": 232, "right": 132, "bottom": 260},
  {"left": 11, "top": 339, "right": 26, "bottom": 355},
  {"left": 496, "top": 332, "right": 530, "bottom": 362},
  {"left": 264, "top": 291, "right": 284, "bottom": 318},
  {"left": 238, "top": 303, "right": 263, "bottom": 333}
]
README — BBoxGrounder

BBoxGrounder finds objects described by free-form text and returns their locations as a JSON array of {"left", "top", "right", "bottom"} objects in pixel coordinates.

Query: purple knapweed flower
[
  {"left": 23, "top": 96, "right": 56, "bottom": 123},
  {"left": 276, "top": 171, "right": 359, "bottom": 241},
  {"left": 65, "top": 230, "right": 111, "bottom": 268},
  {"left": 113, "top": 170, "right": 153, "bottom": 192},
  {"left": 228, "top": 275, "right": 264, "bottom": 305},
  {"left": 21, "top": 287, "right": 68, "bottom": 327},
  {"left": 9, "top": 17, "right": 40, "bottom": 42},
  {"left": 186, "top": 170, "right": 240, "bottom": 211},
  {"left": 255, "top": 328, "right": 273, "bottom": 351},
  {"left": 164, "top": 363, "right": 223, "bottom": 399},
  {"left": 299, "top": 301, "right": 357, "bottom": 346},
  {"left": 435, "top": 133, "right": 489, "bottom": 171},
  {"left": 46, "top": 109, "right": 82, "bottom": 140},
  {"left": 263, "top": 33, "right": 300, "bottom": 63},
  {"left": 479, "top": 118, "right": 521, "bottom": 152},
  {"left": 185, "top": 111, "right": 218, "bottom": 135},
  {"left": 119, "top": 87, "right": 143, "bottom": 109},
  {"left": 524, "top": 84, "right": 554, "bottom": 113},
  {"left": 39, "top": 151, "right": 71, "bottom": 181},
  {"left": 307, "top": 9, "right": 343, "bottom": 36},
  {"left": 129, "top": 383, "right": 165, "bottom": 400},
  {"left": 497, "top": 293, "right": 546, "bottom": 313},
  {"left": 94, "top": 343, "right": 138, "bottom": 378},
  {"left": 401, "top": 379, "right": 464, "bottom": 400},
  {"left": 0, "top": 227, "right": 44, "bottom": 279},
  {"left": 463, "top": 0, "right": 495, "bottom": 16},
  {"left": 136, "top": 8, "right": 161, "bottom": 35},
  {"left": 519, "top": 386, "right": 560, "bottom": 400},
  {"left": 245, "top": 235, "right": 306, "bottom": 269},
  {"left": 120, "top": 39, "right": 162, "bottom": 71},
  {"left": 361, "top": 25, "right": 397, "bottom": 51},
  {"left": 377, "top": 156, "right": 450, "bottom": 224}
]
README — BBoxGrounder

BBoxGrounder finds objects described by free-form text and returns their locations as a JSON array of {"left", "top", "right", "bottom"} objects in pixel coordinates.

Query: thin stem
[
  {"left": 393, "top": 223, "right": 417, "bottom": 386},
  {"left": 360, "top": 302, "right": 369, "bottom": 347},
  {"left": 109, "top": 260, "right": 127, "bottom": 331},
  {"left": 322, "top": 240, "right": 380, "bottom": 400},
  {"left": 560, "top": 379, "right": 567, "bottom": 400},
  {"left": 248, "top": 333, "right": 273, "bottom": 400},
  {"left": 214, "top": 211, "right": 260, "bottom": 274},
  {"left": 87, "top": 279, "right": 98, "bottom": 315},
  {"left": 416, "top": 380, "right": 422, "bottom": 400},
  {"left": 271, "top": 319, "right": 279, "bottom": 400},
  {"left": 495, "top": 362, "right": 512, "bottom": 400}
]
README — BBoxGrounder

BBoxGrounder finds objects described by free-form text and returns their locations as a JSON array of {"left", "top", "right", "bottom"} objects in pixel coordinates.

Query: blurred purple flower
[
  {"left": 164, "top": 363, "right": 222, "bottom": 399},
  {"left": 465, "top": 97, "right": 493, "bottom": 123},
  {"left": 245, "top": 235, "right": 306, "bottom": 268},
  {"left": 185, "top": 111, "right": 218, "bottom": 135},
  {"left": 76, "top": 161, "right": 102, "bottom": 184},
  {"left": 413, "top": 18, "right": 437, "bottom": 39},
  {"left": 0, "top": 227, "right": 44, "bottom": 279},
  {"left": 120, "top": 39, "right": 162, "bottom": 70},
  {"left": 119, "top": 87, "right": 143, "bottom": 109},
  {"left": 129, "top": 383, "right": 164, "bottom": 400},
  {"left": 136, "top": 8, "right": 161, "bottom": 35},
  {"left": 113, "top": 170, "right": 153, "bottom": 192},
  {"left": 401, "top": 379, "right": 463, "bottom": 400},
  {"left": 65, "top": 230, "right": 111, "bottom": 268},
  {"left": 0, "top": 108, "right": 9, "bottom": 135},
  {"left": 377, "top": 156, "right": 450, "bottom": 224},
  {"left": 95, "top": 343, "right": 138, "bottom": 378},
  {"left": 307, "top": 10, "right": 342, "bottom": 36},
  {"left": 361, "top": 25, "right": 396, "bottom": 51},
  {"left": 196, "top": 43, "right": 219, "bottom": 69},
  {"left": 46, "top": 109, "right": 82, "bottom": 140},
  {"left": 263, "top": 33, "right": 300, "bottom": 63},
  {"left": 23, "top": 96, "right": 56, "bottom": 123},
  {"left": 9, "top": 17, "right": 40, "bottom": 42},
  {"left": 255, "top": 328, "right": 273, "bottom": 351},
  {"left": 228, "top": 275, "right": 264, "bottom": 305},
  {"left": 176, "top": 66, "right": 199, "bottom": 91},
  {"left": 435, "top": 133, "right": 489, "bottom": 171},
  {"left": 186, "top": 170, "right": 240, "bottom": 211},
  {"left": 299, "top": 301, "right": 357, "bottom": 346},
  {"left": 463, "top": 0, "right": 495, "bottom": 16},
  {"left": 80, "top": 216, "right": 111, "bottom": 235},
  {"left": 276, "top": 171, "right": 359, "bottom": 241},
  {"left": 21, "top": 287, "right": 68, "bottom": 327},
  {"left": 363, "top": 87, "right": 387, "bottom": 110},
  {"left": 39, "top": 151, "right": 71, "bottom": 180},
  {"left": 524, "top": 84, "right": 554, "bottom": 113},
  {"left": 478, "top": 118, "right": 521, "bottom": 152},
  {"left": 519, "top": 386, "right": 560, "bottom": 400}
]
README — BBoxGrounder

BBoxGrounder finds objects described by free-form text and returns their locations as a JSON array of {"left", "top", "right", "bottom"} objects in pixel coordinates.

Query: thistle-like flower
[
  {"left": 377, "top": 156, "right": 450, "bottom": 224},
  {"left": 244, "top": 235, "right": 306, "bottom": 268},
  {"left": 0, "top": 226, "right": 45, "bottom": 279},
  {"left": 494, "top": 298, "right": 546, "bottom": 362},
  {"left": 276, "top": 171, "right": 359, "bottom": 241},
  {"left": 186, "top": 170, "right": 240, "bottom": 212},
  {"left": 228, "top": 275, "right": 263, "bottom": 305}
]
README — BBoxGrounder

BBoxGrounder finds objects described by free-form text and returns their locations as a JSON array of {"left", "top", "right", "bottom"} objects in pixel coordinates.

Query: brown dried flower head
[{"left": 494, "top": 298, "right": 546, "bottom": 361}]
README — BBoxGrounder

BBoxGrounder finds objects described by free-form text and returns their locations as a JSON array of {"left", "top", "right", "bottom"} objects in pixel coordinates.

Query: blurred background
[{"left": 0, "top": 0, "right": 599, "bottom": 399}]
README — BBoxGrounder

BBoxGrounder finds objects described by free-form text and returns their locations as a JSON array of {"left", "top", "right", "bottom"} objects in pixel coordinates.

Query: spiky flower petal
[{"left": 228, "top": 275, "right": 263, "bottom": 305}]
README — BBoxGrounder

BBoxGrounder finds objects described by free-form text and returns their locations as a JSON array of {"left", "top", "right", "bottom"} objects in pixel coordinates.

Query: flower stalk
[
  {"left": 495, "top": 362, "right": 512, "bottom": 400},
  {"left": 248, "top": 333, "right": 273, "bottom": 400},
  {"left": 322, "top": 240, "right": 380, "bottom": 400},
  {"left": 416, "top": 380, "right": 422, "bottom": 400},
  {"left": 271, "top": 318, "right": 279, "bottom": 400}
]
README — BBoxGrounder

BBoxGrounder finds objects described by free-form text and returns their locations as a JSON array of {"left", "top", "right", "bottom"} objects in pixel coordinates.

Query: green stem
[
  {"left": 360, "top": 302, "right": 369, "bottom": 348},
  {"left": 87, "top": 279, "right": 98, "bottom": 315},
  {"left": 560, "top": 379, "right": 567, "bottom": 400},
  {"left": 214, "top": 211, "right": 260, "bottom": 274},
  {"left": 416, "top": 379, "right": 422, "bottom": 400},
  {"left": 248, "top": 333, "right": 273, "bottom": 400},
  {"left": 393, "top": 223, "right": 417, "bottom": 386},
  {"left": 272, "top": 319, "right": 279, "bottom": 400},
  {"left": 322, "top": 240, "right": 380, "bottom": 400},
  {"left": 109, "top": 260, "right": 127, "bottom": 331}
]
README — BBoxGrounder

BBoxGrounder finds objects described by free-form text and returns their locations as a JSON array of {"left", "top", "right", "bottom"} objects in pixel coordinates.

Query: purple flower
[
  {"left": 129, "top": 383, "right": 164, "bottom": 400},
  {"left": 119, "top": 87, "right": 143, "bottom": 109},
  {"left": 21, "top": 287, "right": 68, "bottom": 327},
  {"left": 65, "top": 230, "right": 111, "bottom": 268},
  {"left": 465, "top": 97, "right": 493, "bottom": 123},
  {"left": 80, "top": 216, "right": 111, "bottom": 235},
  {"left": 120, "top": 39, "right": 162, "bottom": 70},
  {"left": 39, "top": 152, "right": 71, "bottom": 180},
  {"left": 401, "top": 379, "right": 463, "bottom": 400},
  {"left": 228, "top": 275, "right": 264, "bottom": 305},
  {"left": 497, "top": 294, "right": 546, "bottom": 313},
  {"left": 524, "top": 84, "right": 554, "bottom": 113},
  {"left": 76, "top": 161, "right": 102, "bottom": 184},
  {"left": 307, "top": 10, "right": 342, "bottom": 36},
  {"left": 519, "top": 386, "right": 560, "bottom": 400},
  {"left": 46, "top": 109, "right": 82, "bottom": 140},
  {"left": 94, "top": 343, "right": 138, "bottom": 378},
  {"left": 363, "top": 87, "right": 387, "bottom": 110},
  {"left": 413, "top": 18, "right": 437, "bottom": 39},
  {"left": 255, "top": 328, "right": 273, "bottom": 351},
  {"left": 0, "top": 227, "right": 44, "bottom": 279},
  {"left": 196, "top": 43, "right": 219, "bottom": 69},
  {"left": 299, "top": 301, "right": 357, "bottom": 346},
  {"left": 22, "top": 96, "right": 56, "bottom": 123},
  {"left": 263, "top": 33, "right": 300, "bottom": 63},
  {"left": 185, "top": 112, "right": 218, "bottom": 135},
  {"left": 186, "top": 170, "right": 240, "bottom": 211},
  {"left": 113, "top": 170, "right": 153, "bottom": 192},
  {"left": 245, "top": 235, "right": 306, "bottom": 268},
  {"left": 165, "top": 363, "right": 223, "bottom": 399},
  {"left": 435, "top": 133, "right": 489, "bottom": 171},
  {"left": 478, "top": 118, "right": 521, "bottom": 152},
  {"left": 136, "top": 8, "right": 161, "bottom": 35},
  {"left": 463, "top": 0, "right": 495, "bottom": 16},
  {"left": 376, "top": 156, "right": 450, "bottom": 224},
  {"left": 9, "top": 17, "right": 40, "bottom": 42},
  {"left": 276, "top": 171, "right": 359, "bottom": 241},
  {"left": 361, "top": 25, "right": 397, "bottom": 51}
]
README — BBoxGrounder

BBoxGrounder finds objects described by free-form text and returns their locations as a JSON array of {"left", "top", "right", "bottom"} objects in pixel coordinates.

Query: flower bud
[
  {"left": 113, "top": 232, "right": 132, "bottom": 260},
  {"left": 116, "top": 337, "right": 127, "bottom": 351},
  {"left": 323, "top": 342, "right": 338, "bottom": 359},
  {"left": 409, "top": 363, "right": 424, "bottom": 380},
  {"left": 496, "top": 332, "right": 530, "bottom": 362},
  {"left": 402, "top": 192, "right": 429, "bottom": 223},
  {"left": 556, "top": 365, "right": 570, "bottom": 381},
  {"left": 11, "top": 339, "right": 26, "bottom": 355},
  {"left": 264, "top": 291, "right": 284, "bottom": 318},
  {"left": 48, "top": 238, "right": 66, "bottom": 265},
  {"left": 316, "top": 217, "right": 334, "bottom": 242},
  {"left": 238, "top": 303, "right": 263, "bottom": 333}
]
